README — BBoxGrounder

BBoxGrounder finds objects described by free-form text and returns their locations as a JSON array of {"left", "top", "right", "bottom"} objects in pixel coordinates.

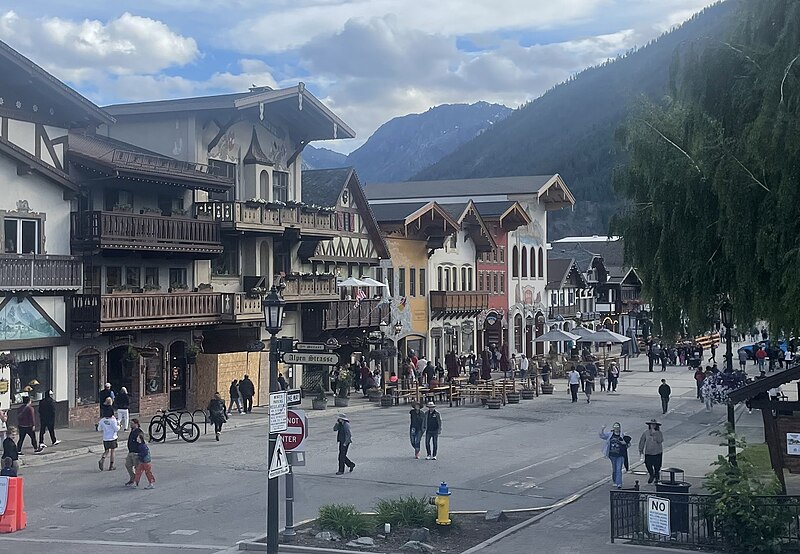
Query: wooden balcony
[
  {"left": 71, "top": 211, "right": 223, "bottom": 255},
  {"left": 0, "top": 254, "right": 81, "bottom": 291},
  {"left": 547, "top": 306, "right": 597, "bottom": 321},
  {"left": 323, "top": 299, "right": 388, "bottom": 330},
  {"left": 194, "top": 201, "right": 336, "bottom": 239},
  {"left": 71, "top": 293, "right": 223, "bottom": 333},
  {"left": 429, "top": 291, "right": 489, "bottom": 318},
  {"left": 281, "top": 275, "right": 339, "bottom": 302},
  {"left": 221, "top": 292, "right": 263, "bottom": 323}
]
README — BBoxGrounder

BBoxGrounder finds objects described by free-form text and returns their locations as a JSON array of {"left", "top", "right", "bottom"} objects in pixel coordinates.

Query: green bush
[
  {"left": 374, "top": 496, "right": 436, "bottom": 528},
  {"left": 318, "top": 504, "right": 373, "bottom": 538}
]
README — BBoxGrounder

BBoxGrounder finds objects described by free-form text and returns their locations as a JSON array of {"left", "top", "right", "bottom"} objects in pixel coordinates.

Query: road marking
[
  {"left": 0, "top": 537, "right": 228, "bottom": 549},
  {"left": 104, "top": 527, "right": 131, "bottom": 534},
  {"left": 488, "top": 443, "right": 596, "bottom": 482},
  {"left": 40, "top": 525, "right": 68, "bottom": 531},
  {"left": 171, "top": 529, "right": 200, "bottom": 536},
  {"left": 129, "top": 513, "right": 160, "bottom": 522},
  {"left": 109, "top": 512, "right": 145, "bottom": 521}
]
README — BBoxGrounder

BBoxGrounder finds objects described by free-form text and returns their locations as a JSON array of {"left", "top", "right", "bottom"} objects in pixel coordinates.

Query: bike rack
[{"left": 192, "top": 409, "right": 209, "bottom": 435}]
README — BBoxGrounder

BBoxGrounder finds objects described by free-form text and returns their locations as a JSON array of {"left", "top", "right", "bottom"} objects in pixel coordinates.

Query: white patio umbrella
[
  {"left": 571, "top": 327, "right": 598, "bottom": 341},
  {"left": 591, "top": 329, "right": 631, "bottom": 344},
  {"left": 534, "top": 329, "right": 581, "bottom": 343},
  {"left": 359, "top": 277, "right": 388, "bottom": 288},
  {"left": 337, "top": 277, "right": 370, "bottom": 287}
]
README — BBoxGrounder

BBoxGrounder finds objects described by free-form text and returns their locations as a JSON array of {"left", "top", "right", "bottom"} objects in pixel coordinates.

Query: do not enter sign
[{"left": 281, "top": 409, "right": 307, "bottom": 452}]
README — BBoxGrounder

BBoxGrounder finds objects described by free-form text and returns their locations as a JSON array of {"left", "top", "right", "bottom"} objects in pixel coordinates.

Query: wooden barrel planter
[
  {"left": 334, "top": 397, "right": 349, "bottom": 408},
  {"left": 486, "top": 397, "right": 502, "bottom": 410},
  {"left": 520, "top": 389, "right": 535, "bottom": 400},
  {"left": 312, "top": 398, "right": 328, "bottom": 410},
  {"left": 367, "top": 389, "right": 382, "bottom": 402},
  {"left": 540, "top": 383, "right": 555, "bottom": 395},
  {"left": 380, "top": 395, "right": 393, "bottom": 408},
  {"left": 506, "top": 391, "right": 521, "bottom": 404}
]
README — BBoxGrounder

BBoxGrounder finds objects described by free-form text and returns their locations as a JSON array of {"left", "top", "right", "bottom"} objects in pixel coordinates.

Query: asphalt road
[{"left": 0, "top": 356, "right": 724, "bottom": 553}]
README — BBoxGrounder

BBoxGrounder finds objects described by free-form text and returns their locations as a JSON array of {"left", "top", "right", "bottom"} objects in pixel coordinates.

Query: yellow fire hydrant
[{"left": 432, "top": 481, "right": 451, "bottom": 525}]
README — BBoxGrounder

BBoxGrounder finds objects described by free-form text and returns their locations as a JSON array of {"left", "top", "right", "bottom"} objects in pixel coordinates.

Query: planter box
[
  {"left": 367, "top": 390, "right": 382, "bottom": 402},
  {"left": 506, "top": 392, "right": 520, "bottom": 404},
  {"left": 520, "top": 389, "right": 535, "bottom": 400},
  {"left": 334, "top": 397, "right": 349, "bottom": 408},
  {"left": 312, "top": 399, "right": 328, "bottom": 410},
  {"left": 486, "top": 397, "right": 502, "bottom": 410},
  {"left": 541, "top": 383, "right": 555, "bottom": 395},
  {"left": 380, "top": 395, "right": 393, "bottom": 408}
]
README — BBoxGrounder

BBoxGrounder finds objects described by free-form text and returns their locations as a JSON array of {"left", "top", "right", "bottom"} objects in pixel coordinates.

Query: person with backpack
[
  {"left": 124, "top": 419, "right": 144, "bottom": 486},
  {"left": 208, "top": 392, "right": 228, "bottom": 441},
  {"left": 38, "top": 390, "right": 59, "bottom": 447},
  {"left": 424, "top": 402, "right": 443, "bottom": 460},
  {"left": 600, "top": 422, "right": 627, "bottom": 488},
  {"left": 133, "top": 433, "right": 155, "bottom": 489},
  {"left": 227, "top": 379, "right": 242, "bottom": 415}
]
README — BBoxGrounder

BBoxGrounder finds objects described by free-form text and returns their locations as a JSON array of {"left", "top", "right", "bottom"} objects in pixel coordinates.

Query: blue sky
[{"left": 0, "top": 0, "right": 717, "bottom": 153}]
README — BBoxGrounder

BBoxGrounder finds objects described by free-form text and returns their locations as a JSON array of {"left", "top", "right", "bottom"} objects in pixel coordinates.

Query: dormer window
[{"left": 341, "top": 189, "right": 349, "bottom": 205}]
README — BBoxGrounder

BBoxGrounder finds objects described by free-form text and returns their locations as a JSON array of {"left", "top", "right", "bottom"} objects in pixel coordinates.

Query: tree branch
[
  {"left": 720, "top": 42, "right": 761, "bottom": 70},
  {"left": 780, "top": 54, "right": 799, "bottom": 106},
  {"left": 729, "top": 153, "right": 770, "bottom": 192},
  {"left": 641, "top": 120, "right": 705, "bottom": 178}
]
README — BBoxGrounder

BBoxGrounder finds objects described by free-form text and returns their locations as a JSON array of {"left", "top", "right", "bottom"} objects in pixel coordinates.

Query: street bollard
[{"left": 283, "top": 465, "right": 296, "bottom": 540}]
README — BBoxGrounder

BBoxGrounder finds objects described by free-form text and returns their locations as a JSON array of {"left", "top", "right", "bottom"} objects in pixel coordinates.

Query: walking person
[
  {"left": 97, "top": 382, "right": 115, "bottom": 430},
  {"left": 608, "top": 362, "right": 619, "bottom": 392},
  {"left": 208, "top": 392, "right": 228, "bottom": 441},
  {"left": 2, "top": 427, "right": 18, "bottom": 474},
  {"left": 227, "top": 379, "right": 243, "bottom": 415},
  {"left": 334, "top": 413, "right": 355, "bottom": 475},
  {"left": 0, "top": 409, "right": 7, "bottom": 442},
  {"left": 600, "top": 423, "right": 627, "bottom": 488},
  {"left": 738, "top": 348, "right": 749, "bottom": 372},
  {"left": 133, "top": 433, "right": 156, "bottom": 489},
  {"left": 638, "top": 419, "right": 664, "bottom": 484},
  {"left": 239, "top": 374, "right": 255, "bottom": 414},
  {"left": 115, "top": 387, "right": 130, "bottom": 431},
  {"left": 424, "top": 402, "right": 442, "bottom": 460},
  {"left": 622, "top": 433, "right": 633, "bottom": 473},
  {"left": 124, "top": 419, "right": 144, "bottom": 486},
  {"left": 694, "top": 367, "right": 705, "bottom": 400},
  {"left": 97, "top": 408, "right": 120, "bottom": 471},
  {"left": 38, "top": 390, "right": 59, "bottom": 446},
  {"left": 16, "top": 396, "right": 42, "bottom": 454},
  {"left": 409, "top": 402, "right": 426, "bottom": 459},
  {"left": 568, "top": 367, "right": 581, "bottom": 403},
  {"left": 584, "top": 366, "right": 595, "bottom": 403},
  {"left": 658, "top": 379, "right": 671, "bottom": 414}
]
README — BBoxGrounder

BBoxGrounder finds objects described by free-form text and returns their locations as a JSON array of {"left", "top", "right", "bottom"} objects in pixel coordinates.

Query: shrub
[
  {"left": 374, "top": 496, "right": 436, "bottom": 528},
  {"left": 318, "top": 504, "right": 373, "bottom": 538}
]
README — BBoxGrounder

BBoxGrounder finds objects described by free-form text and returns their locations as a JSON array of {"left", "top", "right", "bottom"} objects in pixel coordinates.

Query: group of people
[
  {"left": 0, "top": 389, "right": 62, "bottom": 474},
  {"left": 646, "top": 341, "right": 706, "bottom": 371},
  {"left": 600, "top": 419, "right": 665, "bottom": 488},
  {"left": 567, "top": 360, "right": 622, "bottom": 403},
  {"left": 225, "top": 375, "right": 258, "bottom": 415}
]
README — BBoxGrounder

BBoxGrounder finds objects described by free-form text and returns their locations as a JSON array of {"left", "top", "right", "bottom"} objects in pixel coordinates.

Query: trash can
[{"left": 655, "top": 467, "right": 691, "bottom": 534}]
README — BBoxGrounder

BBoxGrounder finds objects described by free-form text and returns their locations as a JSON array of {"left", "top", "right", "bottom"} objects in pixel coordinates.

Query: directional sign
[
  {"left": 282, "top": 352, "right": 339, "bottom": 365},
  {"left": 286, "top": 388, "right": 302, "bottom": 406},
  {"left": 268, "top": 435, "right": 289, "bottom": 479},
  {"left": 269, "top": 391, "right": 288, "bottom": 432},
  {"left": 281, "top": 409, "right": 307, "bottom": 452},
  {"left": 647, "top": 496, "right": 670, "bottom": 536},
  {"left": 295, "top": 342, "right": 327, "bottom": 352}
]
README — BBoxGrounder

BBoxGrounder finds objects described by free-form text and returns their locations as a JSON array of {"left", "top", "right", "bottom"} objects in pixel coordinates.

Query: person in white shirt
[
  {"left": 785, "top": 349, "right": 794, "bottom": 369},
  {"left": 97, "top": 412, "right": 120, "bottom": 471},
  {"left": 416, "top": 357, "right": 427, "bottom": 374},
  {"left": 568, "top": 368, "right": 581, "bottom": 403},
  {"left": 519, "top": 355, "right": 529, "bottom": 379}
]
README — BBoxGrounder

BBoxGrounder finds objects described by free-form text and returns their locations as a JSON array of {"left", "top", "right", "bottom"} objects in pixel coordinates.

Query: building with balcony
[
  {"left": 545, "top": 258, "right": 590, "bottom": 327},
  {"left": 0, "top": 39, "right": 113, "bottom": 423}
]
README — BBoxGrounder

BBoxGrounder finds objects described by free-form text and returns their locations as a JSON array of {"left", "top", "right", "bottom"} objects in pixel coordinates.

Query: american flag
[{"left": 354, "top": 288, "right": 367, "bottom": 307}]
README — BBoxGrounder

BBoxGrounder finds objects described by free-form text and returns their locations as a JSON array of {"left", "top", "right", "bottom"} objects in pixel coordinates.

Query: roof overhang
[
  {"left": 457, "top": 201, "right": 496, "bottom": 252},
  {"left": 404, "top": 202, "right": 459, "bottom": 240},
  {"left": 537, "top": 174, "right": 576, "bottom": 211},
  {"left": 498, "top": 202, "right": 531, "bottom": 230},
  {"left": 0, "top": 136, "right": 78, "bottom": 194}
]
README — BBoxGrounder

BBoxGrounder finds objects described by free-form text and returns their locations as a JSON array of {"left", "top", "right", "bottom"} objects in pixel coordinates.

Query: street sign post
[
  {"left": 295, "top": 342, "right": 326, "bottom": 352},
  {"left": 281, "top": 409, "right": 307, "bottom": 452},
  {"left": 281, "top": 352, "right": 339, "bottom": 365},
  {"left": 286, "top": 388, "right": 302, "bottom": 406},
  {"left": 269, "top": 391, "right": 288, "bottom": 433},
  {"left": 647, "top": 496, "right": 670, "bottom": 536},
  {"left": 268, "top": 435, "right": 289, "bottom": 479}
]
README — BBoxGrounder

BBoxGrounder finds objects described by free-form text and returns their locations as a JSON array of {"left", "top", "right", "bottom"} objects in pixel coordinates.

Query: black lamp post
[
  {"left": 720, "top": 296, "right": 737, "bottom": 466},
  {"left": 262, "top": 285, "right": 285, "bottom": 554}
]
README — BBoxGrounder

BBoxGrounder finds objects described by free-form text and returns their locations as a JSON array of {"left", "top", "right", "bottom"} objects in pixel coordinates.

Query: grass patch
[
  {"left": 318, "top": 504, "right": 374, "bottom": 538},
  {"left": 739, "top": 443, "right": 773, "bottom": 475},
  {"left": 374, "top": 495, "right": 437, "bottom": 528}
]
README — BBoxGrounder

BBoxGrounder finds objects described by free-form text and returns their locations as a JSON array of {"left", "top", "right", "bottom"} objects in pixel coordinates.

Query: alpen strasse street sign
[{"left": 281, "top": 352, "right": 339, "bottom": 365}]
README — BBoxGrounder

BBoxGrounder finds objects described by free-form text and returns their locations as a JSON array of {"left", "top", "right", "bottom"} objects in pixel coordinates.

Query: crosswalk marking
[
  {"left": 170, "top": 530, "right": 199, "bottom": 536},
  {"left": 104, "top": 528, "right": 131, "bottom": 534}
]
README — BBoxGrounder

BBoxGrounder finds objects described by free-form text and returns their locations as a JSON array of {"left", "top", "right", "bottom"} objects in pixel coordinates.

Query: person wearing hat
[
  {"left": 599, "top": 422, "right": 627, "bottom": 488},
  {"left": 638, "top": 419, "right": 664, "bottom": 484},
  {"left": 424, "top": 402, "right": 442, "bottom": 460},
  {"left": 333, "top": 413, "right": 355, "bottom": 475},
  {"left": 97, "top": 382, "right": 115, "bottom": 430}
]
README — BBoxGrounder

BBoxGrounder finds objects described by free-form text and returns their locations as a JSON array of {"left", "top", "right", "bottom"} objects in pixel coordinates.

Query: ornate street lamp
[
  {"left": 262, "top": 285, "right": 285, "bottom": 336},
  {"left": 720, "top": 295, "right": 736, "bottom": 466}
]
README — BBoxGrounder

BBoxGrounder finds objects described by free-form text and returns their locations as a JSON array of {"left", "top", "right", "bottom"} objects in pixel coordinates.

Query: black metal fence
[{"left": 610, "top": 490, "right": 800, "bottom": 550}]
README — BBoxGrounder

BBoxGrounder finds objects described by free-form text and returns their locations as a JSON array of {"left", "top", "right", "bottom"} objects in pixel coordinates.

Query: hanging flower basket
[{"left": 700, "top": 371, "right": 748, "bottom": 405}]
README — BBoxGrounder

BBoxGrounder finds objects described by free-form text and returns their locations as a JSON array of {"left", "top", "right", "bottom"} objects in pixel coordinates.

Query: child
[
  {"left": 1, "top": 457, "right": 17, "bottom": 477},
  {"left": 133, "top": 434, "right": 155, "bottom": 489}
]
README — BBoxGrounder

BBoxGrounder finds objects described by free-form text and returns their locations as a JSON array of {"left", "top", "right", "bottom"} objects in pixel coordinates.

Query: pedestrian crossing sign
[{"left": 268, "top": 435, "right": 290, "bottom": 479}]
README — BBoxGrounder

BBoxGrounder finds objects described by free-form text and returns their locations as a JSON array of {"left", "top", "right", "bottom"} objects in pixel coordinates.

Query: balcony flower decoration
[
  {"left": 245, "top": 198, "right": 269, "bottom": 207},
  {"left": 701, "top": 370, "right": 748, "bottom": 406},
  {"left": 319, "top": 206, "right": 336, "bottom": 214},
  {"left": 143, "top": 283, "right": 161, "bottom": 292},
  {"left": 0, "top": 353, "right": 17, "bottom": 370},
  {"left": 141, "top": 206, "right": 161, "bottom": 214},
  {"left": 247, "top": 286, "right": 267, "bottom": 298},
  {"left": 266, "top": 200, "right": 287, "bottom": 208},
  {"left": 285, "top": 200, "right": 304, "bottom": 208},
  {"left": 301, "top": 273, "right": 315, "bottom": 280}
]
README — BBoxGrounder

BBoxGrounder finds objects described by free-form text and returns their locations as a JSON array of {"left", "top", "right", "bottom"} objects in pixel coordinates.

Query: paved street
[{"left": 0, "top": 353, "right": 746, "bottom": 553}]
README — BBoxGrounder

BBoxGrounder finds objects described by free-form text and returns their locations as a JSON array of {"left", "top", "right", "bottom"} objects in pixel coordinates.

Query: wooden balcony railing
[
  {"left": 194, "top": 202, "right": 336, "bottom": 238},
  {"left": 71, "top": 293, "right": 223, "bottom": 333},
  {"left": 281, "top": 275, "right": 339, "bottom": 302},
  {"left": 111, "top": 148, "right": 235, "bottom": 183},
  {"left": 0, "top": 254, "right": 81, "bottom": 290},
  {"left": 220, "top": 292, "right": 263, "bottom": 323},
  {"left": 429, "top": 291, "right": 489, "bottom": 317},
  {"left": 324, "top": 299, "right": 388, "bottom": 330},
  {"left": 548, "top": 305, "right": 597, "bottom": 321}
]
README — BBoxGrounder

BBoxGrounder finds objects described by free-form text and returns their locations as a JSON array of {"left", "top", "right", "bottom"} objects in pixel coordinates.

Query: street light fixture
[
  {"left": 262, "top": 285, "right": 285, "bottom": 554},
  {"left": 720, "top": 295, "right": 737, "bottom": 466}
]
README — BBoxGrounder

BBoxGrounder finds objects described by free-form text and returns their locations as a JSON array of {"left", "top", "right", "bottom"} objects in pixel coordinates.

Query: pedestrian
[
  {"left": 756, "top": 346, "right": 767, "bottom": 372},
  {"left": 115, "top": 387, "right": 130, "bottom": 431},
  {"left": 409, "top": 402, "right": 426, "bottom": 459},
  {"left": 584, "top": 367, "right": 595, "bottom": 403},
  {"left": 424, "top": 361, "right": 435, "bottom": 385},
  {"left": 207, "top": 392, "right": 228, "bottom": 441},
  {"left": 98, "top": 382, "right": 115, "bottom": 429},
  {"left": 660, "top": 345, "right": 668, "bottom": 372},
  {"left": 124, "top": 419, "right": 144, "bottom": 486},
  {"left": 738, "top": 348, "right": 749, "bottom": 372},
  {"left": 228, "top": 379, "right": 243, "bottom": 415},
  {"left": 599, "top": 423, "right": 627, "bottom": 488},
  {"left": 0, "top": 409, "right": 7, "bottom": 442},
  {"left": 694, "top": 367, "right": 705, "bottom": 400},
  {"left": 445, "top": 351, "right": 459, "bottom": 382},
  {"left": 277, "top": 373, "right": 288, "bottom": 391},
  {"left": 97, "top": 409, "right": 120, "bottom": 471},
  {"left": 568, "top": 367, "right": 581, "bottom": 403},
  {"left": 133, "top": 434, "right": 155, "bottom": 489},
  {"left": 519, "top": 354, "right": 529, "bottom": 380},
  {"left": 785, "top": 348, "right": 794, "bottom": 369},
  {"left": 658, "top": 379, "right": 671, "bottom": 414},
  {"left": 100, "top": 396, "right": 115, "bottom": 418},
  {"left": 0, "top": 457, "right": 16, "bottom": 477},
  {"left": 424, "top": 402, "right": 442, "bottom": 460},
  {"left": 638, "top": 419, "right": 664, "bottom": 484},
  {"left": 16, "top": 396, "right": 42, "bottom": 454},
  {"left": 239, "top": 374, "right": 255, "bottom": 413},
  {"left": 333, "top": 413, "right": 355, "bottom": 475},
  {"left": 38, "top": 389, "right": 59, "bottom": 446},
  {"left": 2, "top": 427, "right": 19, "bottom": 474},
  {"left": 599, "top": 364, "right": 607, "bottom": 392},
  {"left": 608, "top": 362, "right": 619, "bottom": 392},
  {"left": 622, "top": 433, "right": 633, "bottom": 472}
]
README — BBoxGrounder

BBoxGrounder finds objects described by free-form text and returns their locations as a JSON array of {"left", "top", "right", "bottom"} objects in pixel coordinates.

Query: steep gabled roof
[
  {"left": 366, "top": 175, "right": 557, "bottom": 201},
  {"left": 440, "top": 201, "right": 497, "bottom": 251},
  {"left": 546, "top": 257, "right": 588, "bottom": 290},
  {"left": 243, "top": 127, "right": 273, "bottom": 165},
  {"left": 0, "top": 137, "right": 76, "bottom": 192}
]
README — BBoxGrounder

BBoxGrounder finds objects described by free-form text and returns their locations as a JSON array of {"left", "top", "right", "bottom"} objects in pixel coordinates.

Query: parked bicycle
[{"left": 148, "top": 409, "right": 200, "bottom": 443}]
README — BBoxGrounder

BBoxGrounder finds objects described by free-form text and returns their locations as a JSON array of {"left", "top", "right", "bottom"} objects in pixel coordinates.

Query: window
[
  {"left": 103, "top": 189, "right": 133, "bottom": 211},
  {"left": 125, "top": 267, "right": 141, "bottom": 288},
  {"left": 449, "top": 234, "right": 457, "bottom": 249},
  {"left": 468, "top": 269, "right": 474, "bottom": 291},
  {"left": 77, "top": 350, "right": 99, "bottom": 405},
  {"left": 84, "top": 264, "right": 101, "bottom": 295},
  {"left": 259, "top": 170, "right": 270, "bottom": 199},
  {"left": 461, "top": 268, "right": 467, "bottom": 291},
  {"left": 551, "top": 292, "right": 558, "bottom": 306},
  {"left": 499, "top": 247, "right": 505, "bottom": 263},
  {"left": 11, "top": 348, "right": 52, "bottom": 404},
  {"left": 538, "top": 248, "right": 544, "bottom": 279},
  {"left": 437, "top": 267, "right": 443, "bottom": 291},
  {"left": 387, "top": 268, "right": 395, "bottom": 297},
  {"left": 531, "top": 251, "right": 537, "bottom": 278},
  {"left": 212, "top": 237, "right": 239, "bottom": 276},
  {"left": 375, "top": 267, "right": 383, "bottom": 283},
  {"left": 521, "top": 247, "right": 528, "bottom": 278},
  {"left": 344, "top": 213, "right": 353, "bottom": 232},
  {"left": 4, "top": 218, "right": 40, "bottom": 254},
  {"left": 451, "top": 269, "right": 457, "bottom": 291},
  {"left": 273, "top": 170, "right": 289, "bottom": 203},
  {"left": 568, "top": 290, "right": 575, "bottom": 305},
  {"left": 419, "top": 268, "right": 426, "bottom": 296},
  {"left": 410, "top": 268, "right": 417, "bottom": 297},
  {"left": 493, "top": 249, "right": 498, "bottom": 263},
  {"left": 169, "top": 267, "right": 187, "bottom": 288},
  {"left": 512, "top": 246, "right": 519, "bottom": 277},
  {"left": 493, "top": 272, "right": 499, "bottom": 294},
  {"left": 399, "top": 268, "right": 406, "bottom": 297},
  {"left": 500, "top": 273, "right": 505, "bottom": 293},
  {"left": 106, "top": 266, "right": 122, "bottom": 293},
  {"left": 145, "top": 267, "right": 159, "bottom": 288},
  {"left": 158, "top": 195, "right": 183, "bottom": 216},
  {"left": 478, "top": 271, "right": 483, "bottom": 291}
]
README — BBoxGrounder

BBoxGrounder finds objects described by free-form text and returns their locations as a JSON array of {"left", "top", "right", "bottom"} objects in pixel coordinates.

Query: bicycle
[{"left": 148, "top": 409, "right": 200, "bottom": 443}]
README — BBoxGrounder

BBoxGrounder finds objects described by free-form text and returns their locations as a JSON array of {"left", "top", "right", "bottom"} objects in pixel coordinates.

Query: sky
[{"left": 0, "top": 0, "right": 717, "bottom": 153}]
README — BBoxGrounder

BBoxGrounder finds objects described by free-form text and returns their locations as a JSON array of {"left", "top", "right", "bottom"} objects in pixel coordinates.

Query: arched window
[
  {"left": 259, "top": 170, "right": 269, "bottom": 199},
  {"left": 521, "top": 247, "right": 528, "bottom": 278},
  {"left": 538, "top": 247, "right": 544, "bottom": 278},
  {"left": 531, "top": 249, "right": 537, "bottom": 278},
  {"left": 461, "top": 267, "right": 467, "bottom": 291},
  {"left": 437, "top": 267, "right": 443, "bottom": 291},
  {"left": 512, "top": 246, "right": 519, "bottom": 278},
  {"left": 468, "top": 268, "right": 474, "bottom": 291},
  {"left": 451, "top": 267, "right": 458, "bottom": 290},
  {"left": 444, "top": 268, "right": 450, "bottom": 290}
]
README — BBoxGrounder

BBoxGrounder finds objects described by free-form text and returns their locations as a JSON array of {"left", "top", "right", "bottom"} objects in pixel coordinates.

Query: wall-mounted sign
[{"left": 787, "top": 433, "right": 800, "bottom": 455}]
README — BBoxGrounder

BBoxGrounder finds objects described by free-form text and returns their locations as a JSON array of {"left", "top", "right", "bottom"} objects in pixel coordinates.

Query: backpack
[{"left": 608, "top": 435, "right": 625, "bottom": 457}]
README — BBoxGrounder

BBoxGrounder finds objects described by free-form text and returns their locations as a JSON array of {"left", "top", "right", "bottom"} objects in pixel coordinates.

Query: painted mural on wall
[
  {"left": 0, "top": 298, "right": 60, "bottom": 341},
  {"left": 516, "top": 218, "right": 545, "bottom": 248}
]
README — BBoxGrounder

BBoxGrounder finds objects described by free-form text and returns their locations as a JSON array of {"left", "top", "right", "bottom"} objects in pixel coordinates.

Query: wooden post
[{"left": 761, "top": 406, "right": 787, "bottom": 494}]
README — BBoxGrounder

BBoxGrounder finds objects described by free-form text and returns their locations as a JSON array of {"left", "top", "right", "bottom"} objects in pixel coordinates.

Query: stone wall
[
  {"left": 188, "top": 352, "right": 262, "bottom": 412},
  {"left": 138, "top": 392, "right": 168, "bottom": 421}
]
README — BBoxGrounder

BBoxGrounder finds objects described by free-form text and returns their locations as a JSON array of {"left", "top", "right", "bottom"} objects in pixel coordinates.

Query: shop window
[
  {"left": 273, "top": 171, "right": 289, "bottom": 203},
  {"left": 76, "top": 350, "right": 99, "bottom": 405},
  {"left": 144, "top": 345, "right": 164, "bottom": 395},
  {"left": 10, "top": 348, "right": 51, "bottom": 404},
  {"left": 419, "top": 268, "right": 426, "bottom": 296},
  {"left": 409, "top": 268, "right": 417, "bottom": 297}
]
